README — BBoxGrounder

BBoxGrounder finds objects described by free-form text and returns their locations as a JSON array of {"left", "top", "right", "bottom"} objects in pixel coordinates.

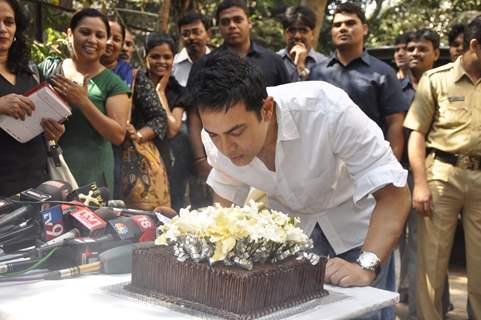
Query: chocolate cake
[{"left": 126, "top": 246, "right": 328, "bottom": 319}]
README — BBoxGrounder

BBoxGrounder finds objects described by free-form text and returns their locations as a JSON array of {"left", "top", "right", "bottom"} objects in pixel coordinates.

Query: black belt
[{"left": 431, "top": 149, "right": 481, "bottom": 170}]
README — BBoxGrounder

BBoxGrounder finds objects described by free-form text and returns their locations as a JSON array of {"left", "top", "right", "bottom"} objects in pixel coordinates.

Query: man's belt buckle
[{"left": 457, "top": 155, "right": 481, "bottom": 170}]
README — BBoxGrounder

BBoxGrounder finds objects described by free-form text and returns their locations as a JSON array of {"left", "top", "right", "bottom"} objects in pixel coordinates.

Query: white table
[{"left": 0, "top": 274, "right": 398, "bottom": 320}]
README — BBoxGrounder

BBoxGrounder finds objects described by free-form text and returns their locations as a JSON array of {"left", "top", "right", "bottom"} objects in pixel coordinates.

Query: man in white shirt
[
  {"left": 190, "top": 50, "right": 410, "bottom": 319},
  {"left": 173, "top": 11, "right": 211, "bottom": 87}
]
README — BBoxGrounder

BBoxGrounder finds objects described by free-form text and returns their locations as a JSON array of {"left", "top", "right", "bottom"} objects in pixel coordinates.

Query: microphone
[
  {"left": 100, "top": 241, "right": 154, "bottom": 274},
  {"left": 95, "top": 206, "right": 175, "bottom": 224},
  {"left": 64, "top": 205, "right": 107, "bottom": 237},
  {"left": 40, "top": 205, "right": 72, "bottom": 241},
  {"left": 67, "top": 183, "right": 110, "bottom": 207},
  {"left": 0, "top": 205, "right": 37, "bottom": 228},
  {"left": 106, "top": 215, "right": 156, "bottom": 242},
  {"left": 0, "top": 180, "right": 72, "bottom": 228},
  {"left": 43, "top": 241, "right": 155, "bottom": 279},
  {"left": 40, "top": 228, "right": 80, "bottom": 247},
  {"left": 0, "top": 258, "right": 42, "bottom": 274}
]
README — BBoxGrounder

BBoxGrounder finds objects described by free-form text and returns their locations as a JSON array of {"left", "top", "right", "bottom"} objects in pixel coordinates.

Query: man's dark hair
[
  {"left": 145, "top": 32, "right": 176, "bottom": 56},
  {"left": 407, "top": 29, "right": 440, "bottom": 50},
  {"left": 190, "top": 50, "right": 267, "bottom": 119},
  {"left": 394, "top": 32, "right": 413, "bottom": 46},
  {"left": 4, "top": 0, "right": 31, "bottom": 75},
  {"left": 464, "top": 16, "right": 481, "bottom": 50},
  {"left": 215, "top": 0, "right": 249, "bottom": 22},
  {"left": 281, "top": 6, "right": 316, "bottom": 30},
  {"left": 448, "top": 23, "right": 465, "bottom": 46},
  {"left": 69, "top": 8, "right": 111, "bottom": 38},
  {"left": 178, "top": 11, "right": 211, "bottom": 31},
  {"left": 333, "top": 2, "right": 367, "bottom": 25}
]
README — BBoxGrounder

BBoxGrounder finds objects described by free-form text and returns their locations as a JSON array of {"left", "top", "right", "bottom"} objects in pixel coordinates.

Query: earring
[{"left": 13, "top": 36, "right": 16, "bottom": 42}]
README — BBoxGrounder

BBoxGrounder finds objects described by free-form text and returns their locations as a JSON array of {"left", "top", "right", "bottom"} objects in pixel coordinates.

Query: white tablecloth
[{"left": 0, "top": 274, "right": 398, "bottom": 320}]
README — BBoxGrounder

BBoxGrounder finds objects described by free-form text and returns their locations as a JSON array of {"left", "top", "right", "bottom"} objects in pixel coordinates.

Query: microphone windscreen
[
  {"left": 100, "top": 241, "right": 154, "bottom": 274},
  {"left": 67, "top": 183, "right": 110, "bottom": 206},
  {"left": 107, "top": 200, "right": 126, "bottom": 208},
  {"left": 36, "top": 180, "right": 72, "bottom": 201}
]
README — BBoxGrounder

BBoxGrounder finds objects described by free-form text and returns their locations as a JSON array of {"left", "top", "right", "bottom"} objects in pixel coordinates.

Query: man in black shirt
[
  {"left": 187, "top": 0, "right": 289, "bottom": 179},
  {"left": 309, "top": 2, "right": 408, "bottom": 162}
]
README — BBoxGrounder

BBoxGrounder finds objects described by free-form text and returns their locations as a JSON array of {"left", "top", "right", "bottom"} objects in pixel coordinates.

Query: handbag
[
  {"left": 121, "top": 139, "right": 171, "bottom": 210},
  {"left": 120, "top": 74, "right": 171, "bottom": 210},
  {"left": 46, "top": 139, "right": 79, "bottom": 189}
]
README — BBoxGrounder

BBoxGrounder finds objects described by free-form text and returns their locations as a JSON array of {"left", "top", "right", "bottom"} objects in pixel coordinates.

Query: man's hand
[
  {"left": 289, "top": 43, "right": 308, "bottom": 68},
  {"left": 412, "top": 181, "right": 432, "bottom": 216},
  {"left": 325, "top": 257, "right": 376, "bottom": 287},
  {"left": 194, "top": 157, "right": 212, "bottom": 180}
]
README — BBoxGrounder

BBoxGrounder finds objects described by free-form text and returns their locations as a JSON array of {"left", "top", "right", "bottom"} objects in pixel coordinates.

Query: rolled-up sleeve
[{"left": 329, "top": 93, "right": 407, "bottom": 203}]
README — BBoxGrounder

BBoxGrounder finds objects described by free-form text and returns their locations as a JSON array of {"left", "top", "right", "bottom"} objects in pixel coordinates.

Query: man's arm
[
  {"left": 187, "top": 108, "right": 212, "bottom": 179},
  {"left": 408, "top": 130, "right": 432, "bottom": 216},
  {"left": 325, "top": 183, "right": 410, "bottom": 287},
  {"left": 385, "top": 112, "right": 405, "bottom": 161}
]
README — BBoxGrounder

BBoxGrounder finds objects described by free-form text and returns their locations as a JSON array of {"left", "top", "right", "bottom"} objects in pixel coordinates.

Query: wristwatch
[{"left": 356, "top": 251, "right": 381, "bottom": 276}]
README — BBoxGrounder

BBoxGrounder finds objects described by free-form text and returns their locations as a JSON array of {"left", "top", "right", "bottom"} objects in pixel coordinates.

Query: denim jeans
[{"left": 311, "top": 224, "right": 396, "bottom": 320}]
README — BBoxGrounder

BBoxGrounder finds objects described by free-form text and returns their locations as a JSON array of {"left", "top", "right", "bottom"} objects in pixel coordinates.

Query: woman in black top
[
  {"left": 144, "top": 33, "right": 192, "bottom": 212},
  {"left": 0, "top": 0, "right": 64, "bottom": 196}
]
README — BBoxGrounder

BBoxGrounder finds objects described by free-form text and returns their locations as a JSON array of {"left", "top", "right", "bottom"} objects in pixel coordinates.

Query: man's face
[
  {"left": 331, "top": 12, "right": 367, "bottom": 50},
  {"left": 449, "top": 33, "right": 464, "bottom": 62},
  {"left": 407, "top": 39, "right": 439, "bottom": 74},
  {"left": 394, "top": 43, "right": 409, "bottom": 69},
  {"left": 121, "top": 30, "right": 135, "bottom": 61},
  {"left": 284, "top": 21, "right": 314, "bottom": 52},
  {"left": 180, "top": 20, "right": 209, "bottom": 57},
  {"left": 218, "top": 6, "right": 251, "bottom": 48},
  {"left": 200, "top": 99, "right": 273, "bottom": 167}
]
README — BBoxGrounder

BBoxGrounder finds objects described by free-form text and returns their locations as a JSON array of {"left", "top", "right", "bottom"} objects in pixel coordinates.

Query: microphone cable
[{"left": 0, "top": 247, "right": 59, "bottom": 280}]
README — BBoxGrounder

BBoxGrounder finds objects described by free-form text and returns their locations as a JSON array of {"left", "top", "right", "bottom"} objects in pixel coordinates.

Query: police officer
[{"left": 404, "top": 16, "right": 481, "bottom": 319}]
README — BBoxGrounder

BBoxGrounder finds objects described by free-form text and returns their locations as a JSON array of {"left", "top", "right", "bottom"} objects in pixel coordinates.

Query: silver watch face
[{"left": 358, "top": 251, "right": 380, "bottom": 269}]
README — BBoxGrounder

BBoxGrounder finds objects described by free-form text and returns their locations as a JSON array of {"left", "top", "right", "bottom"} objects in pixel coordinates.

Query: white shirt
[
  {"left": 172, "top": 47, "right": 211, "bottom": 87},
  {"left": 202, "top": 81, "right": 407, "bottom": 254}
]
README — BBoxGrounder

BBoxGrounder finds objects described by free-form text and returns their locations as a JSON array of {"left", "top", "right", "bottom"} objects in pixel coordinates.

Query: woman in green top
[{"left": 39, "top": 8, "right": 130, "bottom": 192}]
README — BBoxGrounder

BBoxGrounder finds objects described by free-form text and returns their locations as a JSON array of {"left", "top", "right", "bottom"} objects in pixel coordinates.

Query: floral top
[{"left": 131, "top": 69, "right": 168, "bottom": 140}]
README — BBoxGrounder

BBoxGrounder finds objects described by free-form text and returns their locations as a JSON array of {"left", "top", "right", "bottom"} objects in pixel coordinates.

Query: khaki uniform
[{"left": 404, "top": 57, "right": 481, "bottom": 319}]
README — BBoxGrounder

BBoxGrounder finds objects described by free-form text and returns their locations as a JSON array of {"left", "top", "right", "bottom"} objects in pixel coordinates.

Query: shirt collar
[
  {"left": 174, "top": 47, "right": 211, "bottom": 64},
  {"left": 452, "top": 56, "right": 469, "bottom": 83},
  {"left": 399, "top": 75, "right": 414, "bottom": 90},
  {"left": 268, "top": 91, "right": 299, "bottom": 141},
  {"left": 220, "top": 40, "right": 259, "bottom": 56},
  {"left": 327, "top": 49, "right": 371, "bottom": 67},
  {"left": 279, "top": 47, "right": 323, "bottom": 64}
]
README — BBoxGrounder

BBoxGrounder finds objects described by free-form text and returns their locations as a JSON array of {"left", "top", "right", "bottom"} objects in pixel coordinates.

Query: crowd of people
[{"left": 1, "top": 0, "right": 480, "bottom": 319}]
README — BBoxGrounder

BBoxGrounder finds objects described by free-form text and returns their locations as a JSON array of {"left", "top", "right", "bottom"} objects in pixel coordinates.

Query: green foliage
[{"left": 31, "top": 28, "right": 69, "bottom": 64}]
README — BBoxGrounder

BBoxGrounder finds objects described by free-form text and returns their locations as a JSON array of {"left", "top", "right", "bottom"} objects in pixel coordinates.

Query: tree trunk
[
  {"left": 300, "top": 0, "right": 328, "bottom": 49},
  {"left": 159, "top": 0, "right": 172, "bottom": 32}
]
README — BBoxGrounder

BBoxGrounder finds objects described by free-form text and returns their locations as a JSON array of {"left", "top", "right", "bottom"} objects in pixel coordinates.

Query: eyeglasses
[
  {"left": 286, "top": 27, "right": 311, "bottom": 35},
  {"left": 181, "top": 28, "right": 205, "bottom": 38}
]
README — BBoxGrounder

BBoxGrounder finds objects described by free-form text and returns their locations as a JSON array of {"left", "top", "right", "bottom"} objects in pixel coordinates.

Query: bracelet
[
  {"left": 194, "top": 155, "right": 207, "bottom": 161},
  {"left": 136, "top": 131, "right": 144, "bottom": 143}
]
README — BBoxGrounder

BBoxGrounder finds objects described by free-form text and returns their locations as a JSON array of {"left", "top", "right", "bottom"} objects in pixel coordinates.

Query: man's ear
[
  {"left": 261, "top": 96, "right": 275, "bottom": 121},
  {"left": 362, "top": 24, "right": 369, "bottom": 38},
  {"left": 469, "top": 38, "right": 480, "bottom": 52},
  {"left": 434, "top": 48, "right": 440, "bottom": 61}
]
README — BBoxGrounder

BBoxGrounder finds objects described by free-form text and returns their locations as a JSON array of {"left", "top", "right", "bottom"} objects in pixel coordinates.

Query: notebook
[{"left": 0, "top": 82, "right": 71, "bottom": 143}]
